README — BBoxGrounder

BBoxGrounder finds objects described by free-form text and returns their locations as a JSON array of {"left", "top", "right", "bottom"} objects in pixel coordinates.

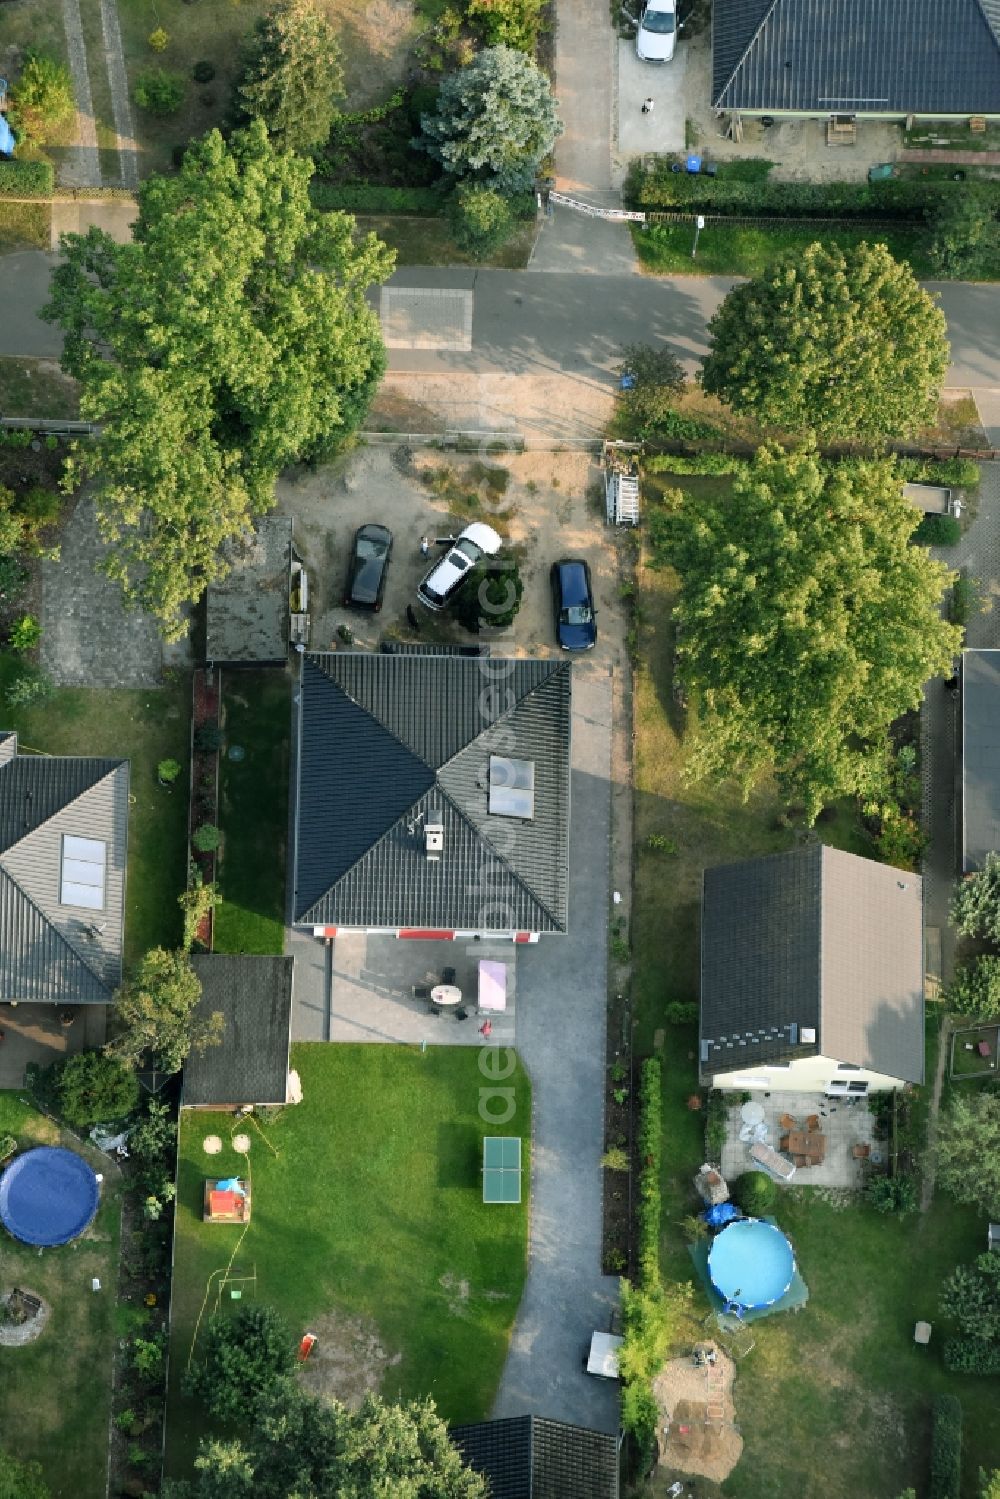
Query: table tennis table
[{"left": 482, "top": 1136, "right": 522, "bottom": 1203}]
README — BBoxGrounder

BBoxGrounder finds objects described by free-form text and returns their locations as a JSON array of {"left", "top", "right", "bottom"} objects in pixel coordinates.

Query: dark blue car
[
  {"left": 551, "top": 558, "right": 597, "bottom": 651},
  {"left": 344, "top": 523, "right": 393, "bottom": 611}
]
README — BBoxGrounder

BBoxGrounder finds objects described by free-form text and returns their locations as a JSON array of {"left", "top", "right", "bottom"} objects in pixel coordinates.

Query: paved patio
[
  {"left": 289, "top": 930, "right": 516, "bottom": 1049},
  {"left": 720, "top": 1090, "right": 879, "bottom": 1190},
  {"left": 0, "top": 1003, "right": 104, "bottom": 1088}
]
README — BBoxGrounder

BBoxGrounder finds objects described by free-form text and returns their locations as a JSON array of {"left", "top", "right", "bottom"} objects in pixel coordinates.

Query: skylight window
[
  {"left": 488, "top": 756, "right": 535, "bottom": 820},
  {"left": 60, "top": 835, "right": 106, "bottom": 910}
]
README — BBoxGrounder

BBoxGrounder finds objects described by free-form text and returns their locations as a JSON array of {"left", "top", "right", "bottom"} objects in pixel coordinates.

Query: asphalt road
[{"left": 2, "top": 250, "right": 999, "bottom": 439}]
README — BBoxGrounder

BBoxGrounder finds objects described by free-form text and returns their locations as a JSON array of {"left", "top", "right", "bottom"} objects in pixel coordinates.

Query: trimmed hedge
[
  {"left": 310, "top": 183, "right": 444, "bottom": 215},
  {"left": 626, "top": 161, "right": 994, "bottom": 223},
  {"left": 733, "top": 1170, "right": 776, "bottom": 1216},
  {"left": 637, "top": 1057, "right": 662, "bottom": 1287},
  {"left": 914, "top": 513, "right": 961, "bottom": 546},
  {"left": 929, "top": 1394, "right": 962, "bottom": 1499},
  {"left": 943, "top": 1337, "right": 1000, "bottom": 1375},
  {"left": 645, "top": 452, "right": 749, "bottom": 476},
  {"left": 897, "top": 456, "right": 981, "bottom": 488},
  {"left": 0, "top": 159, "right": 55, "bottom": 197}
]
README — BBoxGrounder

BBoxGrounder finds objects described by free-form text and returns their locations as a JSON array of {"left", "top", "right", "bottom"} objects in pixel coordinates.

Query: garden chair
[
  {"left": 805, "top": 1114, "right": 820, "bottom": 1131},
  {"left": 779, "top": 1113, "right": 796, "bottom": 1131},
  {"left": 851, "top": 1143, "right": 871, "bottom": 1159}
]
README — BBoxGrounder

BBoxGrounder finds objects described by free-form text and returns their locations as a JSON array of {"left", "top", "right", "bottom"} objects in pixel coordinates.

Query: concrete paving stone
[
  {"left": 380, "top": 288, "right": 474, "bottom": 351},
  {"left": 616, "top": 39, "right": 687, "bottom": 159}
]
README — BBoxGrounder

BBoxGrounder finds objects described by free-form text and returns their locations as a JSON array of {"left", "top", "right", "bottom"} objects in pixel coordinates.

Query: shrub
[
  {"left": 157, "top": 757, "right": 182, "bottom": 785},
  {"left": 10, "top": 49, "right": 75, "bottom": 145},
  {"left": 8, "top": 614, "right": 41, "bottom": 653},
  {"left": 191, "top": 823, "right": 221, "bottom": 853},
  {"left": 309, "top": 182, "right": 443, "bottom": 215},
  {"left": 733, "top": 1170, "right": 775, "bottom": 1216},
  {"left": 663, "top": 1000, "right": 697, "bottom": 1024},
  {"left": 705, "top": 1090, "right": 727, "bottom": 1159},
  {"left": 0, "top": 160, "right": 54, "bottom": 197},
  {"left": 194, "top": 722, "right": 223, "bottom": 753},
  {"left": 927, "top": 188, "right": 999, "bottom": 278},
  {"left": 601, "top": 1146, "right": 628, "bottom": 1172},
  {"left": 952, "top": 853, "right": 1000, "bottom": 942},
  {"left": 945, "top": 954, "right": 1000, "bottom": 1017},
  {"left": 50, "top": 1051, "right": 139, "bottom": 1126},
  {"left": 865, "top": 1173, "right": 917, "bottom": 1214},
  {"left": 929, "top": 1394, "right": 962, "bottom": 1499},
  {"left": 644, "top": 452, "right": 749, "bottom": 476},
  {"left": 943, "top": 1337, "right": 1000, "bottom": 1374},
  {"left": 951, "top": 572, "right": 980, "bottom": 628},
  {"left": 452, "top": 551, "right": 524, "bottom": 632},
  {"left": 618, "top": 1278, "right": 671, "bottom": 1453},
  {"left": 914, "top": 513, "right": 961, "bottom": 546},
  {"left": 148, "top": 27, "right": 169, "bottom": 51},
  {"left": 3, "top": 666, "right": 53, "bottom": 708},
  {"left": 615, "top": 344, "right": 685, "bottom": 438},
  {"left": 133, "top": 68, "right": 185, "bottom": 116},
  {"left": 0, "top": 558, "right": 27, "bottom": 606},
  {"left": 192, "top": 60, "right": 216, "bottom": 83},
  {"left": 183, "top": 1304, "right": 295, "bottom": 1421},
  {"left": 467, "top": 0, "right": 545, "bottom": 52},
  {"left": 448, "top": 184, "right": 515, "bottom": 258}
]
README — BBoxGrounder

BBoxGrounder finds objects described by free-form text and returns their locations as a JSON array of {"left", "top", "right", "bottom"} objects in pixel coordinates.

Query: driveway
[{"left": 493, "top": 665, "right": 619, "bottom": 1434}]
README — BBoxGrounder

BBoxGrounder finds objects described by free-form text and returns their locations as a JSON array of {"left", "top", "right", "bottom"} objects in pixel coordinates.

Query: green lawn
[
  {"left": 214, "top": 669, "right": 290, "bottom": 955},
  {"left": 0, "top": 202, "right": 51, "bottom": 252},
  {"left": 0, "top": 667, "right": 190, "bottom": 961},
  {"left": 0, "top": 1096, "right": 121, "bottom": 1499},
  {"left": 631, "top": 221, "right": 991, "bottom": 280},
  {"left": 355, "top": 215, "right": 536, "bottom": 269},
  {"left": 0, "top": 357, "right": 78, "bottom": 418},
  {"left": 950, "top": 1024, "right": 1000, "bottom": 1080},
  {"left": 632, "top": 522, "right": 1000, "bottom": 1496},
  {"left": 166, "top": 1044, "right": 531, "bottom": 1474}
]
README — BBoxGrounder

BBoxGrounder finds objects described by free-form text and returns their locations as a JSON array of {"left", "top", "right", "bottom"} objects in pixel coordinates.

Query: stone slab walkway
[
  {"left": 98, "top": 0, "right": 139, "bottom": 190},
  {"left": 60, "top": 0, "right": 101, "bottom": 189}
]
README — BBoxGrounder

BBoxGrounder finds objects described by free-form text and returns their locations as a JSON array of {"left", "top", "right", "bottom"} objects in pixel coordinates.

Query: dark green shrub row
[
  {"left": 645, "top": 452, "right": 749, "bottom": 476},
  {"left": 705, "top": 1088, "right": 727, "bottom": 1158},
  {"left": 864, "top": 1173, "right": 917, "bottom": 1213},
  {"left": 637, "top": 1057, "right": 662, "bottom": 1287},
  {"left": 914, "top": 513, "right": 962, "bottom": 546},
  {"left": 943, "top": 1337, "right": 1000, "bottom": 1374},
  {"left": 0, "top": 159, "right": 54, "bottom": 197},
  {"left": 626, "top": 161, "right": 993, "bottom": 222},
  {"left": 310, "top": 183, "right": 444, "bottom": 215},
  {"left": 929, "top": 1394, "right": 962, "bottom": 1499},
  {"left": 897, "top": 456, "right": 982, "bottom": 488}
]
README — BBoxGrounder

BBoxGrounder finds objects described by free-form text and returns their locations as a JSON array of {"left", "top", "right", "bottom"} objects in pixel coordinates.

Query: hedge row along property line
[
  {"left": 617, "top": 1058, "right": 666, "bottom": 1456},
  {"left": 0, "top": 160, "right": 55, "bottom": 197},
  {"left": 626, "top": 162, "right": 999, "bottom": 221},
  {"left": 929, "top": 1393, "right": 962, "bottom": 1499},
  {"left": 637, "top": 1056, "right": 662, "bottom": 1288}
]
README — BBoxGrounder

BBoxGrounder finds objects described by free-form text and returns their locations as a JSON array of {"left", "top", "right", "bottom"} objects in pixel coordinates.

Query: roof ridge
[
  {"left": 0, "top": 865, "right": 113, "bottom": 1000},
  {"left": 0, "top": 759, "right": 125, "bottom": 856}
]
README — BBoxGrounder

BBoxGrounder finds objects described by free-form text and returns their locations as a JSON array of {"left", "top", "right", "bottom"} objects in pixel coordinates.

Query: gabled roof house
[
  {"left": 713, "top": 0, "right": 1000, "bottom": 121},
  {"left": 700, "top": 844, "right": 923, "bottom": 1093},
  {"left": 0, "top": 732, "right": 129, "bottom": 1004},
  {"left": 291, "top": 650, "right": 572, "bottom": 941}
]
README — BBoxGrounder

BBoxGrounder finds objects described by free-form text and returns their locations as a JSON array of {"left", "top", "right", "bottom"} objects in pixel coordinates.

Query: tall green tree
[
  {"left": 164, "top": 1386, "right": 488, "bottom": 1499},
  {"left": 237, "top": 0, "right": 344, "bottom": 153},
  {"left": 652, "top": 446, "right": 960, "bottom": 819},
  {"left": 43, "top": 122, "right": 392, "bottom": 639},
  {"left": 184, "top": 1306, "right": 294, "bottom": 1423},
  {"left": 927, "top": 188, "right": 1000, "bottom": 279},
  {"left": 106, "top": 948, "right": 222, "bottom": 1075},
  {"left": 952, "top": 853, "right": 1000, "bottom": 942},
  {"left": 416, "top": 45, "right": 561, "bottom": 196},
  {"left": 935, "top": 1090, "right": 1000, "bottom": 1219},
  {"left": 700, "top": 241, "right": 949, "bottom": 442},
  {"left": 944, "top": 954, "right": 1000, "bottom": 1017}
]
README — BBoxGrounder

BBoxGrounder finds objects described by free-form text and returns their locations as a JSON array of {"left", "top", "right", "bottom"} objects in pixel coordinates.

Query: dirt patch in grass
[
  {"left": 653, "top": 1345, "right": 742, "bottom": 1485},
  {"left": 916, "top": 392, "right": 989, "bottom": 449},
  {"left": 296, "top": 1306, "right": 400, "bottom": 1410}
]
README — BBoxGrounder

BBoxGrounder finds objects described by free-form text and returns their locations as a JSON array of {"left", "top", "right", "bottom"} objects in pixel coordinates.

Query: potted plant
[{"left": 157, "top": 758, "right": 182, "bottom": 788}]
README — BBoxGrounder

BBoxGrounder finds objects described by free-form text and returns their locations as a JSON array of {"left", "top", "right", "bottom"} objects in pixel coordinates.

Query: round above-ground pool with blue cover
[
  {"left": 708, "top": 1218, "right": 795, "bottom": 1309},
  {"left": 0, "top": 1146, "right": 100, "bottom": 1247}
]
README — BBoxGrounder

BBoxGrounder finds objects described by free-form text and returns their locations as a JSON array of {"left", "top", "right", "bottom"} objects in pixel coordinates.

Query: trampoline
[
  {"left": 0, "top": 1147, "right": 100, "bottom": 1247},
  {"left": 707, "top": 1218, "right": 795, "bottom": 1311}
]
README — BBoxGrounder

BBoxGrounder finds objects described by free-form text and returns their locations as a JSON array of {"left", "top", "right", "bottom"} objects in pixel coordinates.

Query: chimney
[{"left": 425, "top": 809, "right": 444, "bottom": 862}]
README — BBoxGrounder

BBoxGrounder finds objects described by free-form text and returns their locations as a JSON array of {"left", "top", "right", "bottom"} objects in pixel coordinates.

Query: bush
[
  {"left": 451, "top": 551, "right": 524, "bottom": 632},
  {"left": 10, "top": 49, "right": 75, "bottom": 145},
  {"left": 310, "top": 182, "right": 443, "bottom": 215},
  {"left": 183, "top": 1304, "right": 295, "bottom": 1421},
  {"left": 930, "top": 1394, "right": 962, "bottom": 1499},
  {"left": 191, "top": 823, "right": 221, "bottom": 853},
  {"left": 148, "top": 27, "right": 169, "bottom": 51},
  {"left": 615, "top": 343, "right": 685, "bottom": 438},
  {"left": 946, "top": 954, "right": 1000, "bottom": 1017},
  {"left": 943, "top": 1337, "right": 1000, "bottom": 1374},
  {"left": 927, "top": 188, "right": 999, "bottom": 278},
  {"left": 0, "top": 558, "right": 27, "bottom": 607},
  {"left": 194, "top": 722, "right": 224, "bottom": 752},
  {"left": 8, "top": 614, "right": 41, "bottom": 653},
  {"left": 897, "top": 456, "right": 981, "bottom": 489},
  {"left": 914, "top": 513, "right": 961, "bottom": 546},
  {"left": 133, "top": 68, "right": 185, "bottom": 116},
  {"left": 951, "top": 572, "right": 980, "bottom": 628},
  {"left": 618, "top": 1278, "right": 671, "bottom": 1453},
  {"left": 50, "top": 1051, "right": 139, "bottom": 1126},
  {"left": 448, "top": 184, "right": 515, "bottom": 258},
  {"left": 663, "top": 1000, "right": 698, "bottom": 1024},
  {"left": 0, "top": 160, "right": 55, "bottom": 197},
  {"left": 733, "top": 1170, "right": 775, "bottom": 1216},
  {"left": 157, "top": 757, "right": 182, "bottom": 785},
  {"left": 952, "top": 853, "right": 1000, "bottom": 942},
  {"left": 705, "top": 1090, "right": 727, "bottom": 1159},
  {"left": 644, "top": 452, "right": 749, "bottom": 477},
  {"left": 192, "top": 60, "right": 216, "bottom": 83},
  {"left": 865, "top": 1173, "right": 917, "bottom": 1214},
  {"left": 467, "top": 0, "right": 544, "bottom": 52},
  {"left": 3, "top": 665, "right": 53, "bottom": 708}
]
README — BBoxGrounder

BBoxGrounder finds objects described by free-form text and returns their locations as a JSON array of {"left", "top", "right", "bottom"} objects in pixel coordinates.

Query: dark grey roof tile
[{"left": 184, "top": 955, "right": 294, "bottom": 1107}]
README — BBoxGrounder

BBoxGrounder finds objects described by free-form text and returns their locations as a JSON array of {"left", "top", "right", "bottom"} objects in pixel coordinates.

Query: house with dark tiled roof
[
  {"left": 700, "top": 845, "right": 923, "bottom": 1094},
  {"left": 182, "top": 955, "right": 295, "bottom": 1109},
  {"left": 0, "top": 731, "right": 129, "bottom": 1005},
  {"left": 291, "top": 650, "right": 572, "bottom": 941},
  {"left": 713, "top": 0, "right": 1000, "bottom": 122},
  {"left": 450, "top": 1416, "right": 619, "bottom": 1499}
]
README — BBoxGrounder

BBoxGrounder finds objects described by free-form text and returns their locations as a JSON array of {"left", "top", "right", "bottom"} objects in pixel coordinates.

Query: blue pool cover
[
  {"left": 0, "top": 1146, "right": 100, "bottom": 1246},
  {"left": 708, "top": 1218, "right": 795, "bottom": 1310}
]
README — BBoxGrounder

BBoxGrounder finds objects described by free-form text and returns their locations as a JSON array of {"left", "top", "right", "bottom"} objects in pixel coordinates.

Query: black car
[
  {"left": 551, "top": 558, "right": 597, "bottom": 651},
  {"left": 344, "top": 523, "right": 393, "bottom": 611}
]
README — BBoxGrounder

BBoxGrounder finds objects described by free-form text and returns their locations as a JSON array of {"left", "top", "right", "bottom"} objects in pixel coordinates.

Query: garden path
[
  {"left": 97, "top": 0, "right": 139, "bottom": 190},
  {"left": 59, "top": 0, "right": 101, "bottom": 189}
]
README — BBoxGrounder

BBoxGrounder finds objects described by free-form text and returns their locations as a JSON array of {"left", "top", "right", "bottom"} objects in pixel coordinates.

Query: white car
[
  {"left": 636, "top": 0, "right": 678, "bottom": 61},
  {"left": 417, "top": 522, "right": 503, "bottom": 611}
]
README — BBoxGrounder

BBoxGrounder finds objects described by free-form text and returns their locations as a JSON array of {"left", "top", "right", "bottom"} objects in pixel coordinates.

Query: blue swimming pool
[
  {"left": 707, "top": 1218, "right": 795, "bottom": 1310},
  {"left": 0, "top": 1146, "right": 100, "bottom": 1247}
]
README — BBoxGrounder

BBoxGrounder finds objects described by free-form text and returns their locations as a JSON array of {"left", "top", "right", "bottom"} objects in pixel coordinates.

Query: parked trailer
[{"left": 903, "top": 481, "right": 961, "bottom": 519}]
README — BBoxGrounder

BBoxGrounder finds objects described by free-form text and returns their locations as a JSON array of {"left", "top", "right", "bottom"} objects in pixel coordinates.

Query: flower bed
[{"left": 188, "top": 669, "right": 221, "bottom": 948}]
